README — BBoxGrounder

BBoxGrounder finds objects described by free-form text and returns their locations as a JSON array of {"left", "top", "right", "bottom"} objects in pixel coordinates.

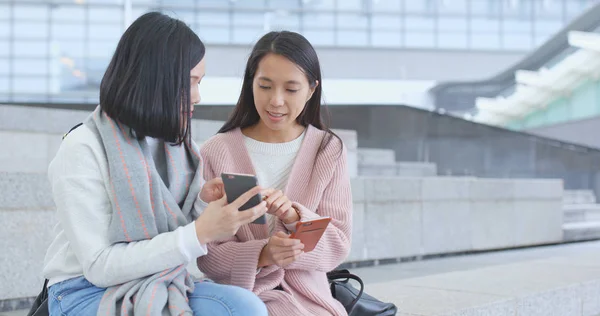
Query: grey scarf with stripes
[{"left": 85, "top": 106, "right": 203, "bottom": 316}]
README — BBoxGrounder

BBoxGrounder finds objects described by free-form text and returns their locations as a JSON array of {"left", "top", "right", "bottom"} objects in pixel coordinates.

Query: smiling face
[{"left": 251, "top": 53, "right": 317, "bottom": 140}]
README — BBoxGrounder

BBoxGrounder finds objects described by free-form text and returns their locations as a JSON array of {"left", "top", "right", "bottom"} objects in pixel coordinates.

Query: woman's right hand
[
  {"left": 194, "top": 186, "right": 268, "bottom": 244},
  {"left": 258, "top": 232, "right": 305, "bottom": 268}
]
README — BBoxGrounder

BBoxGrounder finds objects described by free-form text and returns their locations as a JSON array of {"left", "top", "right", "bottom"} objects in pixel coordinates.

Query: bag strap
[
  {"left": 327, "top": 270, "right": 365, "bottom": 312},
  {"left": 62, "top": 123, "right": 83, "bottom": 140}
]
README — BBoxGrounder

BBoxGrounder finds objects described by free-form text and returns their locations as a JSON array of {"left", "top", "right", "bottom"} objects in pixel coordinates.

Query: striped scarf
[{"left": 85, "top": 107, "right": 203, "bottom": 316}]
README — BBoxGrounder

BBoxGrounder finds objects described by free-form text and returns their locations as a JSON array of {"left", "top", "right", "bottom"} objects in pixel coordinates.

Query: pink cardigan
[{"left": 197, "top": 125, "right": 353, "bottom": 316}]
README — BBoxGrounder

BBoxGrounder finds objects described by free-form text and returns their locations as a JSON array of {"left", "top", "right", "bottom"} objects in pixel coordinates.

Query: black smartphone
[{"left": 221, "top": 172, "right": 267, "bottom": 224}]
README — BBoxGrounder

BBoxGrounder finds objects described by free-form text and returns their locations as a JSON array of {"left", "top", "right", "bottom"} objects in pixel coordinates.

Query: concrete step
[
  {"left": 563, "top": 221, "right": 600, "bottom": 242},
  {"left": 363, "top": 251, "right": 600, "bottom": 316},
  {"left": 563, "top": 189, "right": 597, "bottom": 205},
  {"left": 563, "top": 204, "right": 600, "bottom": 223}
]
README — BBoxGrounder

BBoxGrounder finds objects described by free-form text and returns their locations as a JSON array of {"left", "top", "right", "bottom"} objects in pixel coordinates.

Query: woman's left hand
[
  {"left": 199, "top": 177, "right": 225, "bottom": 203},
  {"left": 262, "top": 189, "right": 300, "bottom": 224}
]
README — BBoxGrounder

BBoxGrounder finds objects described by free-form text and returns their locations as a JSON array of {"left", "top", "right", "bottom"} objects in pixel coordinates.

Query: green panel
[
  {"left": 543, "top": 97, "right": 570, "bottom": 125},
  {"left": 569, "top": 79, "right": 597, "bottom": 120},
  {"left": 522, "top": 109, "right": 547, "bottom": 128}
]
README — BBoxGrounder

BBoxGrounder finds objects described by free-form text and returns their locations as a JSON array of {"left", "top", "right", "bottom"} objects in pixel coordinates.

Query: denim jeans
[{"left": 48, "top": 276, "right": 267, "bottom": 316}]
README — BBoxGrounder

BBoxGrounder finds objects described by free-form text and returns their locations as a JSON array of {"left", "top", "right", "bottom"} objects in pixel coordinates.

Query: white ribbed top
[{"left": 244, "top": 132, "right": 305, "bottom": 232}]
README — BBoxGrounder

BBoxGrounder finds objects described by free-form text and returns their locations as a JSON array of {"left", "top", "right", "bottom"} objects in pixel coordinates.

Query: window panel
[
  {"left": 337, "top": 14, "right": 368, "bottom": 30},
  {"left": 196, "top": 26, "right": 230, "bottom": 44},
  {"left": 52, "top": 23, "right": 86, "bottom": 40},
  {"left": 372, "top": 15, "right": 401, "bottom": 30},
  {"left": 14, "top": 59, "right": 49, "bottom": 76},
  {"left": 198, "top": 11, "right": 229, "bottom": 26},
  {"left": 405, "top": 17, "right": 434, "bottom": 31},
  {"left": 302, "top": 30, "right": 335, "bottom": 46},
  {"left": 14, "top": 22, "right": 48, "bottom": 39},
  {"left": 405, "top": 31, "right": 435, "bottom": 48},
  {"left": 438, "top": 32, "right": 468, "bottom": 49},
  {"left": 51, "top": 5, "right": 85, "bottom": 22},
  {"left": 337, "top": 30, "right": 368, "bottom": 46},
  {"left": 14, "top": 41, "right": 48, "bottom": 57},
  {"left": 232, "top": 28, "right": 264, "bottom": 45},
  {"left": 372, "top": 31, "right": 402, "bottom": 47},
  {"left": 303, "top": 13, "right": 335, "bottom": 29}
]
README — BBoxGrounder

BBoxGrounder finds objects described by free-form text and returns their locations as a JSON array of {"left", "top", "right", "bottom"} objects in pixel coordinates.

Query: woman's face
[
  {"left": 252, "top": 53, "right": 317, "bottom": 134},
  {"left": 188, "top": 58, "right": 206, "bottom": 118}
]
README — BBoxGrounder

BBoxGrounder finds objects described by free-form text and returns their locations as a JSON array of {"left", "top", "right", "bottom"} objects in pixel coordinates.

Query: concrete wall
[
  {"left": 526, "top": 115, "right": 600, "bottom": 150},
  {"left": 348, "top": 177, "right": 564, "bottom": 262}
]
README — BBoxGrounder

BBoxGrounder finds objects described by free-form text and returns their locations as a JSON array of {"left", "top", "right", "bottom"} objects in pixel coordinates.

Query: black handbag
[
  {"left": 327, "top": 269, "right": 397, "bottom": 316},
  {"left": 26, "top": 279, "right": 49, "bottom": 316}
]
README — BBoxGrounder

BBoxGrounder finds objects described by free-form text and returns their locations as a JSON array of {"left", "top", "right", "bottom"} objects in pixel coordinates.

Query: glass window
[
  {"left": 337, "top": 0, "right": 363, "bottom": 11},
  {"left": 502, "top": 0, "right": 533, "bottom": 18},
  {"left": 438, "top": 17, "right": 468, "bottom": 32},
  {"left": 0, "top": 20, "right": 8, "bottom": 38},
  {"left": 405, "top": 17, "right": 434, "bottom": 31},
  {"left": 470, "top": 32, "right": 501, "bottom": 50},
  {"left": 302, "top": 30, "right": 335, "bottom": 46},
  {"left": 232, "top": 0, "right": 266, "bottom": 9},
  {"left": 0, "top": 59, "right": 8, "bottom": 75},
  {"left": 0, "top": 40, "right": 8, "bottom": 57},
  {"left": 87, "top": 41, "right": 117, "bottom": 58},
  {"left": 535, "top": 0, "right": 563, "bottom": 19},
  {"left": 0, "top": 4, "right": 9, "bottom": 20},
  {"left": 268, "top": 0, "right": 301, "bottom": 10},
  {"left": 405, "top": 31, "right": 435, "bottom": 48},
  {"left": 233, "top": 12, "right": 264, "bottom": 27},
  {"left": 438, "top": 32, "right": 468, "bottom": 49},
  {"left": 232, "top": 28, "right": 264, "bottom": 45},
  {"left": 56, "top": 40, "right": 85, "bottom": 59},
  {"left": 534, "top": 19, "right": 562, "bottom": 38},
  {"left": 471, "top": 17, "right": 500, "bottom": 32},
  {"left": 405, "top": 1, "right": 430, "bottom": 14},
  {"left": 89, "top": 7, "right": 122, "bottom": 23},
  {"left": 14, "top": 59, "right": 49, "bottom": 76},
  {"left": 14, "top": 41, "right": 47, "bottom": 57},
  {"left": 372, "top": 0, "right": 402, "bottom": 13},
  {"left": 502, "top": 33, "right": 533, "bottom": 50},
  {"left": 438, "top": 0, "right": 468, "bottom": 14},
  {"left": 14, "top": 4, "right": 49, "bottom": 20},
  {"left": 13, "top": 77, "right": 48, "bottom": 94},
  {"left": 196, "top": 0, "right": 232, "bottom": 9},
  {"left": 52, "top": 23, "right": 86, "bottom": 40},
  {"left": 270, "top": 12, "right": 300, "bottom": 32},
  {"left": 88, "top": 24, "right": 122, "bottom": 41},
  {"left": 470, "top": 0, "right": 499, "bottom": 18},
  {"left": 502, "top": 19, "right": 532, "bottom": 38},
  {"left": 168, "top": 11, "right": 195, "bottom": 25},
  {"left": 302, "top": 13, "right": 335, "bottom": 29},
  {"left": 372, "top": 15, "right": 401, "bottom": 30},
  {"left": 566, "top": 0, "right": 588, "bottom": 19},
  {"left": 14, "top": 22, "right": 48, "bottom": 39},
  {"left": 302, "top": 0, "right": 336, "bottom": 10},
  {"left": 0, "top": 77, "right": 8, "bottom": 93},
  {"left": 372, "top": 31, "right": 402, "bottom": 47},
  {"left": 198, "top": 11, "right": 229, "bottom": 26},
  {"left": 337, "top": 13, "right": 368, "bottom": 30},
  {"left": 51, "top": 5, "right": 85, "bottom": 22},
  {"left": 196, "top": 26, "right": 230, "bottom": 44},
  {"left": 337, "top": 30, "right": 368, "bottom": 46}
]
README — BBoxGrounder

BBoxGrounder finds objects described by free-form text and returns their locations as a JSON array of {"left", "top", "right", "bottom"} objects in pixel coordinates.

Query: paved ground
[{"left": 3, "top": 240, "right": 600, "bottom": 316}]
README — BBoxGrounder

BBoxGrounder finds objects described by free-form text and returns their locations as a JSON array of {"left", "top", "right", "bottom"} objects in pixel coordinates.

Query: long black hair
[
  {"left": 219, "top": 31, "right": 341, "bottom": 152},
  {"left": 100, "top": 12, "right": 205, "bottom": 145}
]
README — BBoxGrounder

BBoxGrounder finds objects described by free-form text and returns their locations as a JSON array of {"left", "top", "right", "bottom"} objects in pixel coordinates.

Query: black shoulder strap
[{"left": 62, "top": 123, "right": 83, "bottom": 140}]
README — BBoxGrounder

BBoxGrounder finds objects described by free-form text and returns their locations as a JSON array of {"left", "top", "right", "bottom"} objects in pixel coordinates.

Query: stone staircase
[
  {"left": 357, "top": 148, "right": 437, "bottom": 177},
  {"left": 563, "top": 190, "right": 600, "bottom": 242}
]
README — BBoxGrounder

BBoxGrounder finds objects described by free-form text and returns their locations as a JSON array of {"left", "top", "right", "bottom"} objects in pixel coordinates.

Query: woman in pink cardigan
[{"left": 197, "top": 31, "right": 352, "bottom": 315}]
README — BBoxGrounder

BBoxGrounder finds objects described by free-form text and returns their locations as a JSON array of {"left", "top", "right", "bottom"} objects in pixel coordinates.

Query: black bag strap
[
  {"left": 327, "top": 269, "right": 365, "bottom": 312},
  {"left": 62, "top": 123, "right": 83, "bottom": 140}
]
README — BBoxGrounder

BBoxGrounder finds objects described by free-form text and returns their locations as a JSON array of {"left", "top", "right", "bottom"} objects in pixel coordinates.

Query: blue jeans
[{"left": 48, "top": 276, "right": 267, "bottom": 316}]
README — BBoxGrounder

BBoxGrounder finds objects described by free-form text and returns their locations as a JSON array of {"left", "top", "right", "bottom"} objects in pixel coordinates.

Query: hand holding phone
[
  {"left": 221, "top": 173, "right": 267, "bottom": 224},
  {"left": 289, "top": 217, "right": 331, "bottom": 252}
]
